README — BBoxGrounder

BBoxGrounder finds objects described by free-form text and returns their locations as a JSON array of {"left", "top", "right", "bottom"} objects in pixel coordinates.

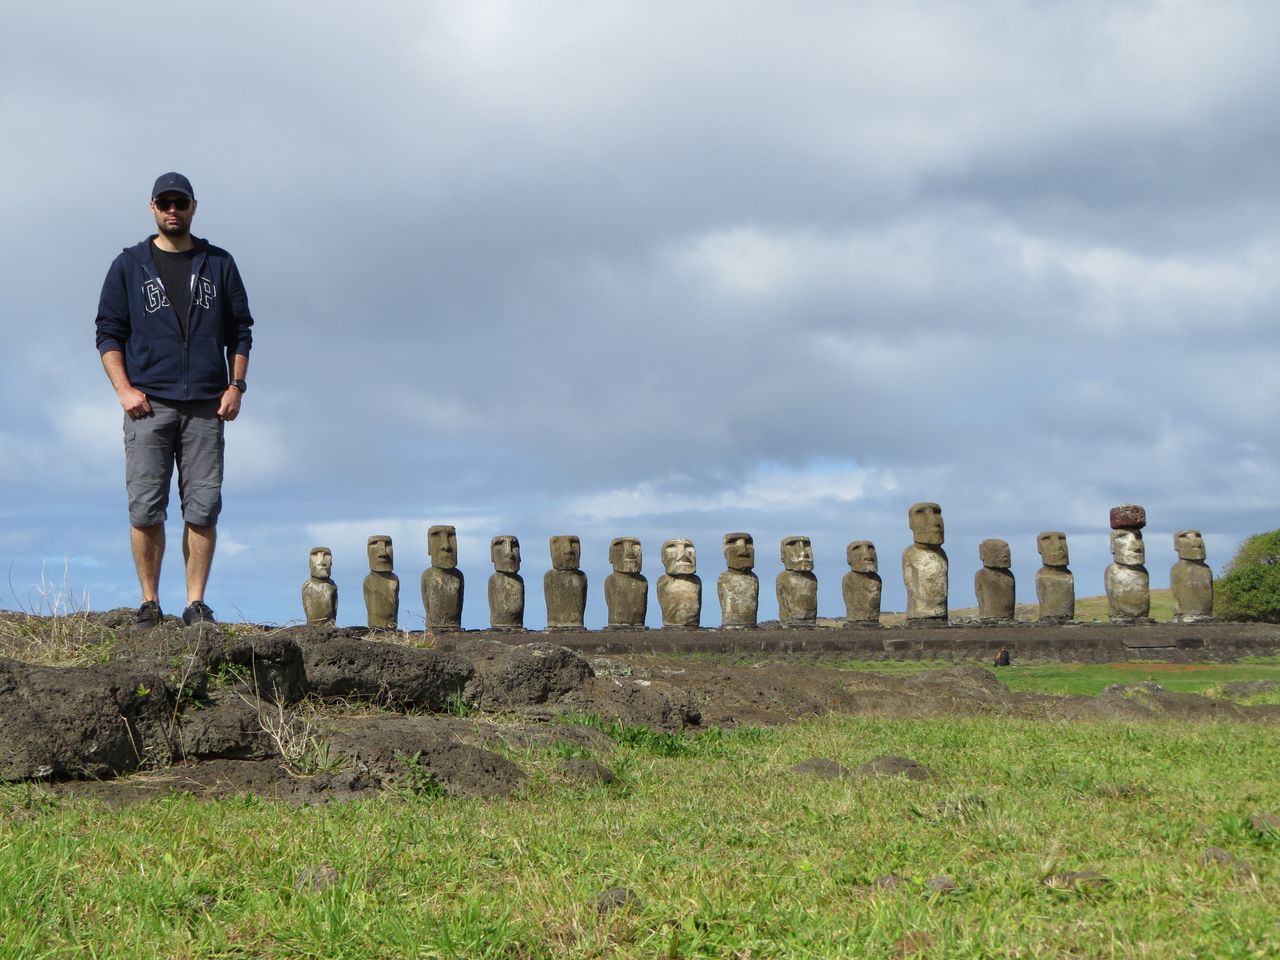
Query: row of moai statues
[{"left": 299, "top": 504, "right": 1214, "bottom": 629}]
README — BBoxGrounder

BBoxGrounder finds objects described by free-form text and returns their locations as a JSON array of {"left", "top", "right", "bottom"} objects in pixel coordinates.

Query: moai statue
[
  {"left": 842, "top": 540, "right": 882, "bottom": 626},
  {"left": 1035, "top": 531, "right": 1074, "bottom": 622},
  {"left": 301, "top": 546, "right": 338, "bottom": 625},
  {"left": 363, "top": 535, "right": 399, "bottom": 630},
  {"left": 1105, "top": 504, "right": 1150, "bottom": 622},
  {"left": 1171, "top": 529, "right": 1214, "bottom": 623},
  {"left": 718, "top": 532, "right": 759, "bottom": 629},
  {"left": 657, "top": 538, "right": 701, "bottom": 627},
  {"left": 975, "top": 539, "right": 1016, "bottom": 623},
  {"left": 487, "top": 535, "right": 524, "bottom": 631},
  {"left": 604, "top": 536, "right": 647, "bottom": 629},
  {"left": 776, "top": 535, "right": 817, "bottom": 628},
  {"left": 902, "top": 502, "right": 948, "bottom": 623},
  {"left": 421, "top": 524, "right": 464, "bottom": 631},
  {"left": 544, "top": 535, "right": 587, "bottom": 630}
]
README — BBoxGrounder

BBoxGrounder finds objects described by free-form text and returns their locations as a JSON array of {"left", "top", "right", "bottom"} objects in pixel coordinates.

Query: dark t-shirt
[{"left": 151, "top": 242, "right": 195, "bottom": 339}]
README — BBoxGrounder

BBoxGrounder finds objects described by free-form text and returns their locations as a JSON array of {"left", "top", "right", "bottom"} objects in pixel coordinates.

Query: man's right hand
[{"left": 118, "top": 385, "right": 152, "bottom": 418}]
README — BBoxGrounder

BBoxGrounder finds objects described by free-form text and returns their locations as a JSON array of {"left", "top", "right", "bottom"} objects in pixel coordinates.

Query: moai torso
[
  {"left": 604, "top": 537, "right": 647, "bottom": 628},
  {"left": 422, "top": 525, "right": 464, "bottom": 631},
  {"left": 657, "top": 538, "right": 701, "bottom": 627},
  {"left": 1105, "top": 506, "right": 1150, "bottom": 621},
  {"left": 302, "top": 547, "right": 338, "bottom": 625},
  {"left": 1035, "top": 531, "right": 1074, "bottom": 622},
  {"left": 718, "top": 532, "right": 758, "bottom": 628},
  {"left": 903, "top": 503, "right": 948, "bottom": 622},
  {"left": 842, "top": 541, "right": 881, "bottom": 625},
  {"left": 363, "top": 535, "right": 399, "bottom": 630},
  {"left": 1171, "top": 529, "right": 1214, "bottom": 622},
  {"left": 776, "top": 536, "right": 817, "bottom": 627},
  {"left": 545, "top": 535, "right": 587, "bottom": 630},
  {"left": 488, "top": 535, "right": 524, "bottom": 631},
  {"left": 975, "top": 539, "right": 1016, "bottom": 622}
]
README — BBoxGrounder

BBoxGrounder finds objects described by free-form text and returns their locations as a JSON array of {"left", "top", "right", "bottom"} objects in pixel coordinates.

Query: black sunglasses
[{"left": 154, "top": 196, "right": 192, "bottom": 211}]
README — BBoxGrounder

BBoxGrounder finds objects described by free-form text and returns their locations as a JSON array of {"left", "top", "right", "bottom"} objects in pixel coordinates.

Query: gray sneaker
[
  {"left": 135, "top": 600, "right": 163, "bottom": 630},
  {"left": 182, "top": 601, "right": 216, "bottom": 626}
]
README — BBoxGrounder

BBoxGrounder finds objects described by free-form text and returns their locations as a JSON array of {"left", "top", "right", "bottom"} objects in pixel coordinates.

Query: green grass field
[{"left": 3, "top": 659, "right": 1279, "bottom": 958}]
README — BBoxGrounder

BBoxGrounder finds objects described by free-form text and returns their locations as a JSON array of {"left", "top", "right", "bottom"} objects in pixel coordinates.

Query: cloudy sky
[{"left": 2, "top": 1, "right": 1277, "bottom": 629}]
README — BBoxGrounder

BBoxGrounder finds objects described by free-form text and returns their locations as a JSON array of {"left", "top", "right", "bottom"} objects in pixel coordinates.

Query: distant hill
[{"left": 873, "top": 588, "right": 1175, "bottom": 627}]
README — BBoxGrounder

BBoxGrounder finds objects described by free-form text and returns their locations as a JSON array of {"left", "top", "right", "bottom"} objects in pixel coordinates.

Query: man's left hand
[{"left": 218, "top": 386, "right": 243, "bottom": 421}]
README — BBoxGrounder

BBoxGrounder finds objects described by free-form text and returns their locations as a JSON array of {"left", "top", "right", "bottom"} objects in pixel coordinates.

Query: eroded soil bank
[{"left": 2, "top": 610, "right": 1277, "bottom": 805}]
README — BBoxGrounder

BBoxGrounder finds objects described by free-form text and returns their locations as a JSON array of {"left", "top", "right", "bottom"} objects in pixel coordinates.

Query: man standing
[{"left": 95, "top": 173, "right": 254, "bottom": 628}]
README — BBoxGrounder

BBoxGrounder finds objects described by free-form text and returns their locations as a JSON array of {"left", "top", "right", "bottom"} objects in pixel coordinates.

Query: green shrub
[{"left": 1215, "top": 529, "right": 1280, "bottom": 622}]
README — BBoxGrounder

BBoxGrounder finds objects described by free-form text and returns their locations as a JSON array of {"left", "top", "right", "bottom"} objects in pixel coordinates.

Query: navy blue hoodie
[{"left": 95, "top": 237, "right": 254, "bottom": 401}]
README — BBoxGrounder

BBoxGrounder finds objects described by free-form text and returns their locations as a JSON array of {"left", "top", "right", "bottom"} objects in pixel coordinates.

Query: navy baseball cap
[{"left": 152, "top": 172, "right": 194, "bottom": 199}]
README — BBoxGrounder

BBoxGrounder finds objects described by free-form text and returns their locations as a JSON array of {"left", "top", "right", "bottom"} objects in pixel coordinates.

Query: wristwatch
[{"left": 229, "top": 379, "right": 248, "bottom": 393}]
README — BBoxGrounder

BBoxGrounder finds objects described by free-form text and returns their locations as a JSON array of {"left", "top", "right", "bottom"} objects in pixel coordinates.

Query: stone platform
[{"left": 434, "top": 620, "right": 1280, "bottom": 664}]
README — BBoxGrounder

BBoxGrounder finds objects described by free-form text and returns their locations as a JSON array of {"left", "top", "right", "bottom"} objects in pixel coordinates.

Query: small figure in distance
[
  {"left": 993, "top": 646, "right": 1011, "bottom": 667},
  {"left": 545, "top": 535, "right": 587, "bottom": 630},
  {"left": 776, "top": 535, "right": 817, "bottom": 628}
]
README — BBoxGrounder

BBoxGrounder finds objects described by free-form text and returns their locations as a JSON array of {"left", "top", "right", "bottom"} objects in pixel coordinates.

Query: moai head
[
  {"left": 908, "top": 502, "right": 945, "bottom": 546},
  {"left": 609, "top": 536, "right": 642, "bottom": 574},
  {"left": 780, "top": 535, "right": 814, "bottom": 572},
  {"left": 1037, "top": 531, "right": 1069, "bottom": 567},
  {"left": 428, "top": 525, "right": 458, "bottom": 570},
  {"left": 1175, "top": 529, "right": 1206, "bottom": 561},
  {"left": 491, "top": 535, "right": 520, "bottom": 574},
  {"left": 550, "top": 535, "right": 581, "bottom": 571},
  {"left": 1110, "top": 528, "right": 1145, "bottom": 566},
  {"left": 846, "top": 540, "right": 878, "bottom": 574},
  {"left": 661, "top": 538, "right": 697, "bottom": 575},
  {"left": 722, "top": 532, "right": 755, "bottom": 572},
  {"left": 979, "top": 539, "right": 1011, "bottom": 569},
  {"left": 309, "top": 547, "right": 333, "bottom": 579},
  {"left": 367, "top": 535, "right": 393, "bottom": 573}
]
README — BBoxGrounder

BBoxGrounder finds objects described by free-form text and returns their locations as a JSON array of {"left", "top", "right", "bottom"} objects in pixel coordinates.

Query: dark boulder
[{"left": 299, "top": 633, "right": 474, "bottom": 711}]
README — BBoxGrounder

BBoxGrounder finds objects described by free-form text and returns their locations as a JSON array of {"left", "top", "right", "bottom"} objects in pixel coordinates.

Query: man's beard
[{"left": 158, "top": 220, "right": 190, "bottom": 238}]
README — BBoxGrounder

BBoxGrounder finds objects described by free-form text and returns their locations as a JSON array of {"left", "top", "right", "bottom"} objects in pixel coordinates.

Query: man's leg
[
  {"left": 131, "top": 523, "right": 165, "bottom": 601},
  {"left": 183, "top": 523, "right": 216, "bottom": 604}
]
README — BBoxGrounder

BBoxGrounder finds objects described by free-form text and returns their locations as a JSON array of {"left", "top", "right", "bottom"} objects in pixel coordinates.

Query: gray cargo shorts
[{"left": 123, "top": 398, "right": 224, "bottom": 528}]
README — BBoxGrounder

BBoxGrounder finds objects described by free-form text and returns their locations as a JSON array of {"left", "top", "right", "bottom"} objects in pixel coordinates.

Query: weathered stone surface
[
  {"left": 1107, "top": 528, "right": 1150, "bottom": 621},
  {"left": 488, "top": 535, "right": 524, "bottom": 631},
  {"left": 448, "top": 637, "right": 593, "bottom": 709},
  {"left": 363, "top": 535, "right": 399, "bottom": 630},
  {"left": 301, "top": 547, "right": 337, "bottom": 625},
  {"left": 777, "top": 536, "right": 817, "bottom": 627},
  {"left": 298, "top": 633, "right": 473, "bottom": 709},
  {"left": 1171, "top": 531, "right": 1213, "bottom": 622},
  {"left": 560, "top": 676, "right": 701, "bottom": 732},
  {"left": 545, "top": 535, "right": 586, "bottom": 630},
  {"left": 205, "top": 632, "right": 307, "bottom": 703},
  {"left": 595, "top": 887, "right": 642, "bottom": 914},
  {"left": 843, "top": 541, "right": 881, "bottom": 625},
  {"left": 1036, "top": 553, "right": 1075, "bottom": 623},
  {"left": 975, "top": 540, "right": 1015, "bottom": 622},
  {"left": 1105, "top": 561, "right": 1150, "bottom": 620},
  {"left": 605, "top": 537, "right": 647, "bottom": 628},
  {"left": 1110, "top": 504, "right": 1146, "bottom": 529},
  {"left": 904, "top": 503, "right": 947, "bottom": 622},
  {"left": 658, "top": 538, "right": 701, "bottom": 627},
  {"left": 718, "top": 532, "right": 758, "bottom": 628},
  {"left": 422, "top": 525, "right": 464, "bottom": 631},
  {"left": 177, "top": 694, "right": 276, "bottom": 761},
  {"left": 0, "top": 657, "right": 181, "bottom": 781},
  {"left": 321, "top": 716, "right": 527, "bottom": 797}
]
